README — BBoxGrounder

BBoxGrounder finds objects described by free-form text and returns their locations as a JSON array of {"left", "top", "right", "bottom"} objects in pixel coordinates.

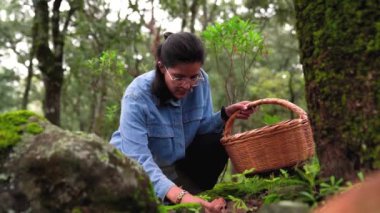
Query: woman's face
[{"left": 161, "top": 62, "right": 202, "bottom": 99}]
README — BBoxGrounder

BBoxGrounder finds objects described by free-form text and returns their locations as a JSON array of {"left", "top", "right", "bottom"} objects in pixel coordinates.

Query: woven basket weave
[{"left": 221, "top": 98, "right": 315, "bottom": 174}]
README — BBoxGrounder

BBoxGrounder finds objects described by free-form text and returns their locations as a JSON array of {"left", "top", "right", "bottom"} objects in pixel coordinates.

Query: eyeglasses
[{"left": 165, "top": 66, "right": 204, "bottom": 86}]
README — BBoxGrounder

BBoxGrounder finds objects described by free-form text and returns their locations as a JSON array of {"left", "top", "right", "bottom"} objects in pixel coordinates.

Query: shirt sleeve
[
  {"left": 197, "top": 76, "right": 224, "bottom": 135},
  {"left": 118, "top": 93, "right": 175, "bottom": 200}
]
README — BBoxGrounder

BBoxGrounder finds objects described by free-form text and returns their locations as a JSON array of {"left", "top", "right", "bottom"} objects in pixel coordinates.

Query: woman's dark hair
[{"left": 152, "top": 32, "right": 205, "bottom": 105}]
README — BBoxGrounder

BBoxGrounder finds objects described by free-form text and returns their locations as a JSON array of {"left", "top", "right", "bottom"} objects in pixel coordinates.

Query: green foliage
[
  {"left": 319, "top": 176, "right": 344, "bottom": 197},
  {"left": 228, "top": 195, "right": 256, "bottom": 212},
  {"left": 62, "top": 48, "right": 133, "bottom": 139},
  {"left": 203, "top": 16, "right": 263, "bottom": 56},
  {"left": 71, "top": 207, "right": 82, "bottom": 213},
  {"left": 202, "top": 171, "right": 306, "bottom": 202},
  {"left": 263, "top": 193, "right": 281, "bottom": 204},
  {"left": 295, "top": 157, "right": 320, "bottom": 191},
  {"left": 0, "top": 110, "right": 44, "bottom": 149},
  {"left": 203, "top": 16, "right": 264, "bottom": 104},
  {"left": 357, "top": 171, "right": 365, "bottom": 182},
  {"left": 86, "top": 50, "right": 125, "bottom": 76},
  {"left": 263, "top": 114, "right": 281, "bottom": 125},
  {"left": 84, "top": 50, "right": 130, "bottom": 138},
  {"left": 295, "top": 158, "right": 347, "bottom": 207},
  {"left": 199, "top": 158, "right": 349, "bottom": 211},
  {"left": 159, "top": 203, "right": 202, "bottom": 213},
  {"left": 0, "top": 68, "right": 21, "bottom": 112},
  {"left": 60, "top": 0, "right": 146, "bottom": 139}
]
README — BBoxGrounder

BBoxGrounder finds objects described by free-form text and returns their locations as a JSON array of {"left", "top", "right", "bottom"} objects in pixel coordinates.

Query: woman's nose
[{"left": 181, "top": 81, "right": 192, "bottom": 89}]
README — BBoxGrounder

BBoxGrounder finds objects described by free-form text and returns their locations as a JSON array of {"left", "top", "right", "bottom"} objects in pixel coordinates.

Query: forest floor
[{"left": 163, "top": 158, "right": 353, "bottom": 213}]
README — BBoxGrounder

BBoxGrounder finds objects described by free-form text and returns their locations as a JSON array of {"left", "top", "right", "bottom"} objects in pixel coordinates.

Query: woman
[{"left": 110, "top": 32, "right": 255, "bottom": 212}]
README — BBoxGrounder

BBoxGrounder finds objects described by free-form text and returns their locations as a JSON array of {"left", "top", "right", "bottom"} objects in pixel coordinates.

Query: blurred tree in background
[
  {"left": 1, "top": 1, "right": 380, "bottom": 210},
  {"left": 1, "top": 0, "right": 304, "bottom": 138}
]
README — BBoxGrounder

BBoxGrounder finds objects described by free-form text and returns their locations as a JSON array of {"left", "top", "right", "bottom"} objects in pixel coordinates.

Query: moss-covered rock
[
  {"left": 0, "top": 110, "right": 44, "bottom": 172},
  {"left": 0, "top": 110, "right": 44, "bottom": 149},
  {"left": 0, "top": 110, "right": 158, "bottom": 212}
]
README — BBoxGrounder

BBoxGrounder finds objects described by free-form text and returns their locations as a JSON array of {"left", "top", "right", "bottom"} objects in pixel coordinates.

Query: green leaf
[{"left": 357, "top": 171, "right": 365, "bottom": 182}]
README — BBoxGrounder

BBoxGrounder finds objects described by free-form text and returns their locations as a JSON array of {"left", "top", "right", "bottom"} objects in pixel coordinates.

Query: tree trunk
[
  {"left": 181, "top": 0, "right": 188, "bottom": 31},
  {"left": 42, "top": 73, "right": 63, "bottom": 124},
  {"left": 21, "top": 50, "right": 34, "bottom": 110},
  {"left": 190, "top": 0, "right": 199, "bottom": 33},
  {"left": 288, "top": 70, "right": 295, "bottom": 119},
  {"left": 294, "top": 0, "right": 380, "bottom": 180},
  {"left": 90, "top": 74, "right": 107, "bottom": 136},
  {"left": 33, "top": 0, "right": 76, "bottom": 126}
]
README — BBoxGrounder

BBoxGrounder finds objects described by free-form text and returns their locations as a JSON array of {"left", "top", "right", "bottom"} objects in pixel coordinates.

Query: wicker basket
[{"left": 221, "top": 98, "right": 315, "bottom": 174}]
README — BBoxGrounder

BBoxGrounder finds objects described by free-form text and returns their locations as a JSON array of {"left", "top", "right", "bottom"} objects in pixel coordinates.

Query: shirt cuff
[
  {"left": 156, "top": 177, "right": 176, "bottom": 201},
  {"left": 214, "top": 111, "right": 225, "bottom": 132}
]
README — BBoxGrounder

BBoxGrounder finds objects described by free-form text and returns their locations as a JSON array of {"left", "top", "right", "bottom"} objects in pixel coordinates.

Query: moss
[
  {"left": 71, "top": 207, "right": 82, "bottom": 213},
  {"left": 0, "top": 110, "right": 44, "bottom": 149},
  {"left": 160, "top": 203, "right": 202, "bottom": 213},
  {"left": 25, "top": 122, "right": 44, "bottom": 134},
  {"left": 112, "top": 148, "right": 125, "bottom": 160},
  {"left": 371, "top": 145, "right": 380, "bottom": 169},
  {"left": 367, "top": 22, "right": 380, "bottom": 52}
]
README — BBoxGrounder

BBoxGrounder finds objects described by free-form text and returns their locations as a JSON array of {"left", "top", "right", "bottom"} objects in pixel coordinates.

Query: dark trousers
[{"left": 173, "top": 133, "right": 228, "bottom": 194}]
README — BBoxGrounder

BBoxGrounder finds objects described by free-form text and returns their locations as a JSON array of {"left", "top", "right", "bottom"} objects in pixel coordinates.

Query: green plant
[
  {"left": 202, "top": 16, "right": 264, "bottom": 104},
  {"left": 263, "top": 114, "right": 282, "bottom": 125},
  {"left": 280, "top": 169, "right": 289, "bottom": 178},
  {"left": 263, "top": 193, "right": 281, "bottom": 204},
  {"left": 295, "top": 158, "right": 346, "bottom": 206},
  {"left": 231, "top": 168, "right": 255, "bottom": 183},
  {"left": 228, "top": 195, "right": 255, "bottom": 212},
  {"left": 296, "top": 158, "right": 320, "bottom": 189},
  {"left": 160, "top": 203, "right": 202, "bottom": 213},
  {"left": 295, "top": 158, "right": 321, "bottom": 206},
  {"left": 299, "top": 191, "right": 318, "bottom": 204},
  {"left": 319, "top": 176, "right": 344, "bottom": 197},
  {"left": 357, "top": 171, "right": 365, "bottom": 182}
]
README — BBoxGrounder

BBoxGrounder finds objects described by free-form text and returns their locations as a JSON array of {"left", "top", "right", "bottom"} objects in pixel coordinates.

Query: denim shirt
[{"left": 109, "top": 69, "right": 224, "bottom": 200}]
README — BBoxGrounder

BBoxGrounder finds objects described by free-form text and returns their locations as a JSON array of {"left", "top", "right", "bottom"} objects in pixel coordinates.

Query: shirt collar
[
  {"left": 151, "top": 94, "right": 181, "bottom": 107},
  {"left": 166, "top": 98, "right": 181, "bottom": 107}
]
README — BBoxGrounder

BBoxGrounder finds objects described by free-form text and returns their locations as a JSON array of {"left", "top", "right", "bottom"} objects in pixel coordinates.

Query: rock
[
  {"left": 258, "top": 201, "right": 309, "bottom": 213},
  {"left": 0, "top": 110, "right": 158, "bottom": 212}
]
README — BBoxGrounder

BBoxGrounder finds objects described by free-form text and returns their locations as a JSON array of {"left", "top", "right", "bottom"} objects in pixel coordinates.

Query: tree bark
[
  {"left": 22, "top": 22, "right": 37, "bottom": 110},
  {"left": 33, "top": 0, "right": 76, "bottom": 125},
  {"left": 181, "top": 0, "right": 188, "bottom": 31},
  {"left": 294, "top": 0, "right": 380, "bottom": 180},
  {"left": 90, "top": 73, "right": 107, "bottom": 136},
  {"left": 189, "top": 0, "right": 199, "bottom": 33}
]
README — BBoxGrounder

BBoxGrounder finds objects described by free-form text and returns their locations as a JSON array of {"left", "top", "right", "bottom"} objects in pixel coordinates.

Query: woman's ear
[{"left": 157, "top": 61, "right": 165, "bottom": 74}]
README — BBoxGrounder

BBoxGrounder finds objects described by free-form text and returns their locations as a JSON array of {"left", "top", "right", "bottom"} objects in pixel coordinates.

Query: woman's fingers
[
  {"left": 206, "top": 198, "right": 227, "bottom": 213},
  {"left": 237, "top": 105, "right": 260, "bottom": 119}
]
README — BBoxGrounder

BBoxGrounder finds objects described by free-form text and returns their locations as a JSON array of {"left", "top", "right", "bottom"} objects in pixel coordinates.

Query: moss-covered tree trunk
[{"left": 294, "top": 1, "right": 380, "bottom": 180}]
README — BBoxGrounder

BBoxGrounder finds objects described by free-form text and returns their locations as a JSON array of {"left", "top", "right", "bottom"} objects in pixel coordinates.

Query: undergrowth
[{"left": 161, "top": 157, "right": 360, "bottom": 212}]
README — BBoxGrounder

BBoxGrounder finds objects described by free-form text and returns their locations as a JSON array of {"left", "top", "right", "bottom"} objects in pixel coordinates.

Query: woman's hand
[
  {"left": 182, "top": 195, "right": 226, "bottom": 213},
  {"left": 225, "top": 101, "right": 258, "bottom": 120},
  {"left": 166, "top": 186, "right": 227, "bottom": 212},
  {"left": 204, "top": 197, "right": 228, "bottom": 213},
  {"left": 182, "top": 194, "right": 226, "bottom": 212}
]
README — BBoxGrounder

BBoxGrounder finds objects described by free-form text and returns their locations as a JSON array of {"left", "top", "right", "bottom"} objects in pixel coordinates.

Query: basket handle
[{"left": 223, "top": 98, "right": 308, "bottom": 138}]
